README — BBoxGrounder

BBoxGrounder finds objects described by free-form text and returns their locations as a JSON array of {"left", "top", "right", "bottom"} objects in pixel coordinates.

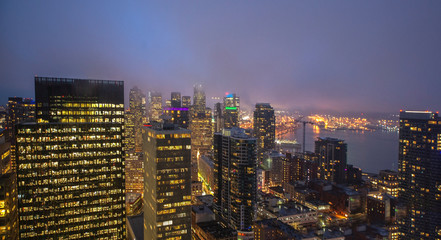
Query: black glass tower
[{"left": 16, "top": 77, "right": 126, "bottom": 239}]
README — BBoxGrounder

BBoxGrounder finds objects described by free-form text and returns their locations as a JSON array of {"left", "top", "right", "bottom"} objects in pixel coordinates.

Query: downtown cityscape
[{"left": 1, "top": 1, "right": 441, "bottom": 240}]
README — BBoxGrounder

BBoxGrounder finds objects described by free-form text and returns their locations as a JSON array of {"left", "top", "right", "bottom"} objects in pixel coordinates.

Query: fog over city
[{"left": 1, "top": 1, "right": 441, "bottom": 113}]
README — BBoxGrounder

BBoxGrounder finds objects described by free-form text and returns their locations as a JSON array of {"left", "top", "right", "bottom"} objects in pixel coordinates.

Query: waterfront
[{"left": 283, "top": 125, "right": 399, "bottom": 173}]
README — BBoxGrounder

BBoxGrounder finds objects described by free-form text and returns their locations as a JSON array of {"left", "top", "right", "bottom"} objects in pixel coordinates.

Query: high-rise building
[
  {"left": 5, "top": 97, "right": 35, "bottom": 139},
  {"left": 125, "top": 87, "right": 147, "bottom": 201},
  {"left": 315, "top": 137, "right": 347, "bottom": 184},
  {"left": 16, "top": 77, "right": 126, "bottom": 239},
  {"left": 148, "top": 91, "right": 162, "bottom": 122},
  {"left": 223, "top": 94, "right": 239, "bottom": 129},
  {"left": 213, "top": 102, "right": 223, "bottom": 133},
  {"left": 142, "top": 122, "right": 192, "bottom": 240},
  {"left": 0, "top": 172, "right": 18, "bottom": 240},
  {"left": 189, "top": 84, "right": 212, "bottom": 182},
  {"left": 0, "top": 130, "right": 17, "bottom": 239},
  {"left": 213, "top": 128, "right": 257, "bottom": 236},
  {"left": 182, "top": 96, "right": 191, "bottom": 108},
  {"left": 171, "top": 92, "right": 182, "bottom": 108},
  {"left": 253, "top": 103, "right": 275, "bottom": 161},
  {"left": 398, "top": 111, "right": 441, "bottom": 239},
  {"left": 193, "top": 83, "right": 206, "bottom": 113}
]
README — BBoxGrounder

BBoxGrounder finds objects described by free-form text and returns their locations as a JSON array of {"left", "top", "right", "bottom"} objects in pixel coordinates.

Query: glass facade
[{"left": 16, "top": 77, "right": 126, "bottom": 239}]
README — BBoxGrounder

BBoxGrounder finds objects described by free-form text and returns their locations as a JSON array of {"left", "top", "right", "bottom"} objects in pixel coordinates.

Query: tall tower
[
  {"left": 142, "top": 123, "right": 192, "bottom": 240},
  {"left": 189, "top": 84, "right": 212, "bottom": 182},
  {"left": 171, "top": 92, "right": 181, "bottom": 108},
  {"left": 16, "top": 77, "right": 126, "bottom": 239},
  {"left": 193, "top": 83, "right": 206, "bottom": 112},
  {"left": 148, "top": 91, "right": 163, "bottom": 122},
  {"left": 223, "top": 93, "right": 239, "bottom": 129},
  {"left": 0, "top": 131, "right": 17, "bottom": 239},
  {"left": 213, "top": 128, "right": 257, "bottom": 235},
  {"left": 125, "top": 86, "right": 146, "bottom": 200},
  {"left": 5, "top": 97, "right": 35, "bottom": 139},
  {"left": 213, "top": 102, "right": 223, "bottom": 133},
  {"left": 315, "top": 137, "right": 347, "bottom": 184},
  {"left": 253, "top": 103, "right": 276, "bottom": 161},
  {"left": 398, "top": 111, "right": 441, "bottom": 239}
]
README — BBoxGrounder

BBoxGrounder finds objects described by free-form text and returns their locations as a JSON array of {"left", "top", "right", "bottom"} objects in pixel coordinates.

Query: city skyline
[{"left": 1, "top": 1, "right": 441, "bottom": 113}]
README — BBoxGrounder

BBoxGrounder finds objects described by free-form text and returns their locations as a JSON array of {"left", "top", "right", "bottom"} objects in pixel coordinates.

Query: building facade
[
  {"left": 315, "top": 137, "right": 347, "bottom": 184},
  {"left": 148, "top": 91, "right": 162, "bottom": 122},
  {"left": 213, "top": 128, "right": 257, "bottom": 234},
  {"left": 253, "top": 103, "right": 275, "bottom": 162},
  {"left": 16, "top": 77, "right": 126, "bottom": 239},
  {"left": 223, "top": 94, "right": 239, "bottom": 129},
  {"left": 142, "top": 123, "right": 192, "bottom": 240},
  {"left": 398, "top": 111, "right": 441, "bottom": 239}
]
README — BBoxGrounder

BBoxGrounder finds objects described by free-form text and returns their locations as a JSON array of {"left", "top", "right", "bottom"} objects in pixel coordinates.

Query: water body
[{"left": 283, "top": 125, "right": 399, "bottom": 174}]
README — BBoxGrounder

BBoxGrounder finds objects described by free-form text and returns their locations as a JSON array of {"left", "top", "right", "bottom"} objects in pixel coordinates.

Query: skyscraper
[
  {"left": 315, "top": 137, "right": 347, "bottom": 184},
  {"left": 193, "top": 83, "right": 206, "bottom": 113},
  {"left": 148, "top": 91, "right": 162, "bottom": 122},
  {"left": 253, "top": 103, "right": 276, "bottom": 161},
  {"left": 171, "top": 92, "right": 182, "bottom": 108},
  {"left": 125, "top": 87, "right": 147, "bottom": 201},
  {"left": 0, "top": 130, "right": 17, "bottom": 239},
  {"left": 142, "top": 122, "right": 192, "bottom": 240},
  {"left": 213, "top": 128, "right": 257, "bottom": 236},
  {"left": 213, "top": 102, "right": 223, "bottom": 133},
  {"left": 223, "top": 93, "right": 239, "bottom": 129},
  {"left": 16, "top": 77, "right": 126, "bottom": 239},
  {"left": 398, "top": 111, "right": 441, "bottom": 239},
  {"left": 5, "top": 97, "right": 35, "bottom": 139},
  {"left": 189, "top": 84, "right": 212, "bottom": 182}
]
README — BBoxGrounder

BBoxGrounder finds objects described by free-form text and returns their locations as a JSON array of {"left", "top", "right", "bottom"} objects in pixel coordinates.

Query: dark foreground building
[
  {"left": 16, "top": 77, "right": 126, "bottom": 239},
  {"left": 398, "top": 111, "right": 441, "bottom": 239}
]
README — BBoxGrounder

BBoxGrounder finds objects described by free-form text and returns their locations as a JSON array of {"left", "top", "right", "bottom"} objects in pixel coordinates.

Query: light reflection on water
[{"left": 281, "top": 125, "right": 399, "bottom": 173}]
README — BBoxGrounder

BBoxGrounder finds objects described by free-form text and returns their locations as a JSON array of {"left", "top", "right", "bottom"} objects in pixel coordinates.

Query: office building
[
  {"left": 213, "top": 128, "right": 257, "bottom": 235},
  {"left": 16, "top": 77, "right": 126, "bottom": 239},
  {"left": 397, "top": 111, "right": 441, "bottom": 239},
  {"left": 142, "top": 122, "right": 192, "bottom": 240},
  {"left": 148, "top": 91, "right": 162, "bottom": 122},
  {"left": 193, "top": 83, "right": 206, "bottom": 113},
  {"left": 189, "top": 84, "right": 212, "bottom": 182},
  {"left": 214, "top": 102, "right": 223, "bottom": 133},
  {"left": 223, "top": 94, "right": 239, "bottom": 129},
  {"left": 253, "top": 103, "right": 275, "bottom": 162},
  {"left": 5, "top": 97, "right": 35, "bottom": 139},
  {"left": 315, "top": 137, "right": 347, "bottom": 184},
  {"left": 125, "top": 87, "right": 146, "bottom": 200},
  {"left": 171, "top": 92, "right": 181, "bottom": 108},
  {"left": 0, "top": 130, "right": 17, "bottom": 239}
]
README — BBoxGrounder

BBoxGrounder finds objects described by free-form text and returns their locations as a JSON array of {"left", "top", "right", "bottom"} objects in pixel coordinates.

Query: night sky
[{"left": 1, "top": 1, "right": 440, "bottom": 113}]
